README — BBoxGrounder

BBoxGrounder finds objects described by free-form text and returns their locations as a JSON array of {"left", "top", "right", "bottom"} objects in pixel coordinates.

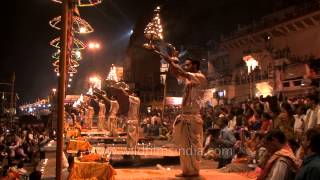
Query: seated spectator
[
  {"left": 260, "top": 113, "right": 272, "bottom": 134},
  {"left": 29, "top": 165, "right": 42, "bottom": 180},
  {"left": 257, "top": 129, "right": 298, "bottom": 180},
  {"left": 16, "top": 161, "right": 27, "bottom": 176}
]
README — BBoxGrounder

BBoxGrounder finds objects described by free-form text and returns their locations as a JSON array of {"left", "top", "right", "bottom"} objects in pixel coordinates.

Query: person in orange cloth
[{"left": 257, "top": 129, "right": 298, "bottom": 180}]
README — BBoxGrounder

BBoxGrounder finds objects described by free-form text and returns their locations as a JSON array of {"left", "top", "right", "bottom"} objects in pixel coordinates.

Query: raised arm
[
  {"left": 93, "top": 89, "right": 111, "bottom": 102},
  {"left": 152, "top": 48, "right": 192, "bottom": 80},
  {"left": 120, "top": 88, "right": 129, "bottom": 97}
]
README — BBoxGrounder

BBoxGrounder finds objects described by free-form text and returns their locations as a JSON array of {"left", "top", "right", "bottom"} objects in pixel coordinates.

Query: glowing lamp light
[
  {"left": 88, "top": 43, "right": 95, "bottom": 49},
  {"left": 79, "top": 94, "right": 84, "bottom": 102},
  {"left": 88, "top": 42, "right": 100, "bottom": 49},
  {"left": 89, "top": 76, "right": 102, "bottom": 89},
  {"left": 106, "top": 64, "right": 119, "bottom": 82},
  {"left": 255, "top": 82, "right": 273, "bottom": 98},
  {"left": 243, "top": 55, "right": 259, "bottom": 74},
  {"left": 73, "top": 101, "right": 78, "bottom": 108},
  {"left": 87, "top": 87, "right": 93, "bottom": 95},
  {"left": 79, "top": 27, "right": 87, "bottom": 34},
  {"left": 75, "top": 51, "right": 82, "bottom": 59}
]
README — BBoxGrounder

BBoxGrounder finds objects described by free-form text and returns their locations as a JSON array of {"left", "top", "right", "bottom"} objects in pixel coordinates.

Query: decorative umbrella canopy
[
  {"left": 52, "top": 0, "right": 102, "bottom": 7},
  {"left": 50, "top": 37, "right": 86, "bottom": 50},
  {"left": 49, "top": 16, "right": 94, "bottom": 34}
]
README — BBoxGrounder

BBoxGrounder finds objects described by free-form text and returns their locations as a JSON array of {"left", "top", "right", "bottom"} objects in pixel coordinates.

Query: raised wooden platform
[
  {"left": 116, "top": 169, "right": 255, "bottom": 180},
  {"left": 80, "top": 129, "right": 111, "bottom": 136},
  {"left": 93, "top": 146, "right": 180, "bottom": 157}
]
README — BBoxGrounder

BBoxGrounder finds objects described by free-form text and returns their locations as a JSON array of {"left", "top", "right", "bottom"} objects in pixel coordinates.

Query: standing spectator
[
  {"left": 304, "top": 95, "right": 320, "bottom": 131},
  {"left": 293, "top": 106, "right": 305, "bottom": 137},
  {"left": 296, "top": 128, "right": 320, "bottom": 180}
]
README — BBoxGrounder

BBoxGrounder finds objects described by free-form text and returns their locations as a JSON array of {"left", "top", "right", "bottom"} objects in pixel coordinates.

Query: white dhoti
[
  {"left": 87, "top": 117, "right": 93, "bottom": 129},
  {"left": 98, "top": 115, "right": 105, "bottom": 131},
  {"left": 109, "top": 116, "right": 118, "bottom": 137},
  {"left": 106, "top": 116, "right": 113, "bottom": 131},
  {"left": 172, "top": 114, "right": 203, "bottom": 175},
  {"left": 87, "top": 107, "right": 94, "bottom": 130},
  {"left": 127, "top": 120, "right": 139, "bottom": 148}
]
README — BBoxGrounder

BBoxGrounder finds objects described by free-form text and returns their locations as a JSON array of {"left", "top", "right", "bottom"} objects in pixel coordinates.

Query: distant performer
[
  {"left": 108, "top": 96, "right": 119, "bottom": 136},
  {"left": 153, "top": 46, "right": 207, "bottom": 177},
  {"left": 98, "top": 100, "right": 106, "bottom": 131},
  {"left": 93, "top": 89, "right": 120, "bottom": 136},
  {"left": 124, "top": 90, "right": 140, "bottom": 148},
  {"left": 87, "top": 105, "right": 94, "bottom": 130}
]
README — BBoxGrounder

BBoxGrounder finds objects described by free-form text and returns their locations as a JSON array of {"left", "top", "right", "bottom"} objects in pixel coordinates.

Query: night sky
[{"left": 0, "top": 0, "right": 301, "bottom": 104}]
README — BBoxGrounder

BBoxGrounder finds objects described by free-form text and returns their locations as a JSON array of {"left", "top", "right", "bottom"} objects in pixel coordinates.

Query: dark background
[{"left": 0, "top": 0, "right": 304, "bottom": 103}]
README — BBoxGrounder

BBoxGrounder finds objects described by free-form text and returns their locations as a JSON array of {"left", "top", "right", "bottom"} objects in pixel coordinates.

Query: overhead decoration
[
  {"left": 52, "top": 59, "right": 79, "bottom": 68},
  {"left": 49, "top": 0, "right": 102, "bottom": 86},
  {"left": 52, "top": 49, "right": 82, "bottom": 61},
  {"left": 54, "top": 64, "right": 78, "bottom": 74},
  {"left": 52, "top": 0, "right": 103, "bottom": 7},
  {"left": 50, "top": 37, "right": 86, "bottom": 50},
  {"left": 49, "top": 16, "right": 94, "bottom": 34}
]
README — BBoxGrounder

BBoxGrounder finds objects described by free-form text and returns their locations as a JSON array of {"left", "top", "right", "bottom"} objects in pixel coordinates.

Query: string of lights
[
  {"left": 50, "top": 37, "right": 86, "bottom": 50},
  {"left": 49, "top": 0, "right": 101, "bottom": 88},
  {"left": 52, "top": 49, "right": 82, "bottom": 61},
  {"left": 49, "top": 16, "right": 94, "bottom": 34},
  {"left": 52, "top": 0, "right": 102, "bottom": 7}
]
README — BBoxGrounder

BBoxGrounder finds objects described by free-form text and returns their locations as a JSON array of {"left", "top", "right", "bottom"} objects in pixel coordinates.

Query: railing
[{"left": 208, "top": 71, "right": 269, "bottom": 86}]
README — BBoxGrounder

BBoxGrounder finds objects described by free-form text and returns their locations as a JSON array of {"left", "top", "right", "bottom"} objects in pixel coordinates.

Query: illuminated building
[{"left": 208, "top": 1, "right": 320, "bottom": 100}]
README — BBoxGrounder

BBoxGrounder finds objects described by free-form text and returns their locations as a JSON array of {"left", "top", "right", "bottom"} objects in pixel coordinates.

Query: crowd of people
[
  {"left": 0, "top": 122, "right": 52, "bottom": 179},
  {"left": 201, "top": 94, "right": 320, "bottom": 179}
]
